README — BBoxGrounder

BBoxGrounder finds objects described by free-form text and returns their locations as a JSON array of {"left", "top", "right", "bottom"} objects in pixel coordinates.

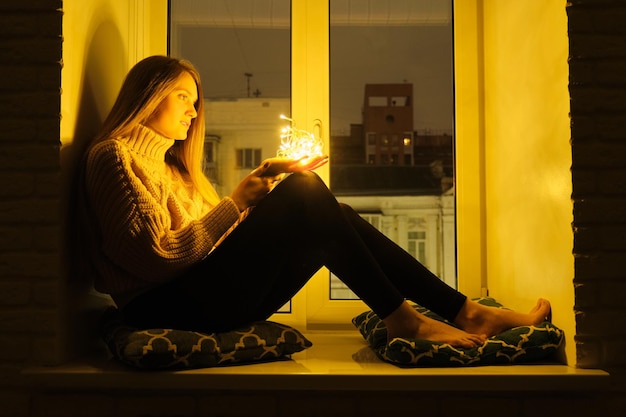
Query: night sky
[{"left": 172, "top": 22, "right": 453, "bottom": 135}]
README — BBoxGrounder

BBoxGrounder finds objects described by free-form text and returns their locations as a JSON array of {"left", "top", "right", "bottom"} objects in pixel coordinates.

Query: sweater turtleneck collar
[{"left": 121, "top": 124, "right": 176, "bottom": 161}]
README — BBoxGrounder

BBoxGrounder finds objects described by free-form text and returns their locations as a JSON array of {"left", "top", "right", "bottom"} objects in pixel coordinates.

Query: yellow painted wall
[
  {"left": 457, "top": 0, "right": 574, "bottom": 364},
  {"left": 61, "top": 0, "right": 575, "bottom": 364},
  {"left": 60, "top": 0, "right": 167, "bottom": 357},
  {"left": 61, "top": 0, "right": 167, "bottom": 151}
]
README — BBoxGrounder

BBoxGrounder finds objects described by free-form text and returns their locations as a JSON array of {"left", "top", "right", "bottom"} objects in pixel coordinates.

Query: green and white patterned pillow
[
  {"left": 352, "top": 298, "right": 564, "bottom": 367},
  {"left": 100, "top": 308, "right": 312, "bottom": 370}
]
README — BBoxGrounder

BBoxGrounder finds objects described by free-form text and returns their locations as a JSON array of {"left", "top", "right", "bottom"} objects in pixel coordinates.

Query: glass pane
[
  {"left": 329, "top": 0, "right": 456, "bottom": 299},
  {"left": 169, "top": 0, "right": 292, "bottom": 312}
]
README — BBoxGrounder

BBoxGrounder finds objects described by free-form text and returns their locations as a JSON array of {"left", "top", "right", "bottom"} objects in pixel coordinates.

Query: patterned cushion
[
  {"left": 352, "top": 297, "right": 564, "bottom": 367},
  {"left": 100, "top": 308, "right": 312, "bottom": 370}
]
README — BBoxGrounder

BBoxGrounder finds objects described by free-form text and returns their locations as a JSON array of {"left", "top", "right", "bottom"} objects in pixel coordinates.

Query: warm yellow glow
[
  {"left": 61, "top": 0, "right": 167, "bottom": 150},
  {"left": 277, "top": 115, "right": 324, "bottom": 161},
  {"left": 456, "top": 0, "right": 574, "bottom": 365}
]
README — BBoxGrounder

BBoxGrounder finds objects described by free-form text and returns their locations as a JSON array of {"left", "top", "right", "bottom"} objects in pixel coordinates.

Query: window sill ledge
[{"left": 22, "top": 331, "right": 609, "bottom": 393}]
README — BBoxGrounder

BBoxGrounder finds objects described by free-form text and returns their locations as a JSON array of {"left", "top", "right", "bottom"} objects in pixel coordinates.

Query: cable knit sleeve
[{"left": 84, "top": 140, "right": 241, "bottom": 285}]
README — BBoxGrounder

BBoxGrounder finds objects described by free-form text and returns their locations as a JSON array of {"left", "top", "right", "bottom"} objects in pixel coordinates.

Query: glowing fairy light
[{"left": 277, "top": 115, "right": 323, "bottom": 160}]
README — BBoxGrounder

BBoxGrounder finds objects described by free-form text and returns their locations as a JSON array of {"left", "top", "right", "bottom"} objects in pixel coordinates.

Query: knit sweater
[{"left": 80, "top": 124, "right": 241, "bottom": 307}]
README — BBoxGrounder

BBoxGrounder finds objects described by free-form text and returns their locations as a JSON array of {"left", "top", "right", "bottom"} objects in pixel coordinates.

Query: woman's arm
[
  {"left": 229, "top": 155, "right": 329, "bottom": 211},
  {"left": 84, "top": 140, "right": 241, "bottom": 282}
]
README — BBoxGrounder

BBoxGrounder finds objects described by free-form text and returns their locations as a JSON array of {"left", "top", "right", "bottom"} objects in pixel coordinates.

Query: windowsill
[{"left": 22, "top": 330, "right": 609, "bottom": 392}]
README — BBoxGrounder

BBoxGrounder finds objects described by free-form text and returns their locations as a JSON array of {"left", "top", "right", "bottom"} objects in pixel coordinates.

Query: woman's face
[{"left": 146, "top": 71, "right": 198, "bottom": 140}]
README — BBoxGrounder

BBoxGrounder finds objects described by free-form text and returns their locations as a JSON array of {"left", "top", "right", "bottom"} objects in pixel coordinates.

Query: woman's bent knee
[
  {"left": 285, "top": 170, "right": 322, "bottom": 184},
  {"left": 277, "top": 171, "right": 326, "bottom": 195}
]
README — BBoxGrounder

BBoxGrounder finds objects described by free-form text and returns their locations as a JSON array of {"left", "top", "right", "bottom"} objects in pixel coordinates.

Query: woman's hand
[
  {"left": 229, "top": 155, "right": 328, "bottom": 212},
  {"left": 257, "top": 155, "right": 329, "bottom": 177},
  {"left": 229, "top": 169, "right": 276, "bottom": 212}
]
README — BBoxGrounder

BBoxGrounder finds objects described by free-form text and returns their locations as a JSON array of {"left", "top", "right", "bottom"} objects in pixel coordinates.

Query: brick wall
[
  {"left": 568, "top": 0, "right": 626, "bottom": 415},
  {"left": 0, "top": 1, "right": 63, "bottom": 416},
  {"left": 0, "top": 0, "right": 625, "bottom": 416},
  {"left": 0, "top": 0, "right": 63, "bottom": 371}
]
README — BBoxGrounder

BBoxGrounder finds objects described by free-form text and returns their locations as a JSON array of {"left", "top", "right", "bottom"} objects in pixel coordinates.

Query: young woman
[{"left": 78, "top": 55, "right": 551, "bottom": 348}]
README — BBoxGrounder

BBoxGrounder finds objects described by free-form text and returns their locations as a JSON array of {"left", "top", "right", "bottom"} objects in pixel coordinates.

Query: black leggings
[{"left": 123, "top": 172, "right": 467, "bottom": 332}]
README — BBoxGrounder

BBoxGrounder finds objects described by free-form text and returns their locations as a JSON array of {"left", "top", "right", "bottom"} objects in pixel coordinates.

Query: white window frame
[{"left": 166, "top": 0, "right": 482, "bottom": 329}]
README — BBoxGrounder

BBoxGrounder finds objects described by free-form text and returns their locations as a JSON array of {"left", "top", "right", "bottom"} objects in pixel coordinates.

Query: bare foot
[
  {"left": 383, "top": 301, "right": 485, "bottom": 348},
  {"left": 455, "top": 298, "right": 551, "bottom": 338}
]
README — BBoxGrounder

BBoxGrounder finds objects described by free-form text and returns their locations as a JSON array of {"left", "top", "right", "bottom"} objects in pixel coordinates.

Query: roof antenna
[{"left": 244, "top": 72, "right": 253, "bottom": 97}]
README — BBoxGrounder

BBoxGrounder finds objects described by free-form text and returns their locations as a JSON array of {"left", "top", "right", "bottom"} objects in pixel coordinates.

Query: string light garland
[{"left": 277, "top": 115, "right": 323, "bottom": 160}]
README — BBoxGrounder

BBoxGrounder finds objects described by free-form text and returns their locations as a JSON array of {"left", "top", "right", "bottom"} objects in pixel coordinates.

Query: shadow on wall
[{"left": 61, "top": 18, "right": 127, "bottom": 361}]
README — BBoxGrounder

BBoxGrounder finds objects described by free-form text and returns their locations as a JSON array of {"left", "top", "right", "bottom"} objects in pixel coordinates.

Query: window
[
  {"left": 169, "top": 0, "right": 455, "bottom": 327},
  {"left": 235, "top": 148, "right": 262, "bottom": 169},
  {"left": 392, "top": 96, "right": 409, "bottom": 106},
  {"left": 203, "top": 135, "right": 219, "bottom": 184},
  {"left": 408, "top": 231, "right": 427, "bottom": 263},
  {"left": 368, "top": 96, "right": 388, "bottom": 106}
]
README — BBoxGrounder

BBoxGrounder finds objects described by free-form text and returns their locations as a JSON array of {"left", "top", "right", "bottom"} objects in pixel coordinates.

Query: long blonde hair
[{"left": 94, "top": 55, "right": 220, "bottom": 206}]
